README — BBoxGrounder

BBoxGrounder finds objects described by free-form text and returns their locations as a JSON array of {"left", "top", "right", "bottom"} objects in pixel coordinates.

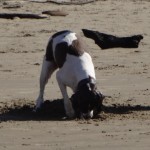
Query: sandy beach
[{"left": 0, "top": 0, "right": 150, "bottom": 149}]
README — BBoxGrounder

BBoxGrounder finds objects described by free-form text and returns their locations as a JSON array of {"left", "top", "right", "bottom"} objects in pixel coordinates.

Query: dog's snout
[{"left": 81, "top": 110, "right": 94, "bottom": 119}]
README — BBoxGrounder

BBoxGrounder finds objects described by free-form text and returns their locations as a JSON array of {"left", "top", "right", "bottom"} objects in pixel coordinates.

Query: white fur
[{"left": 57, "top": 53, "right": 95, "bottom": 92}]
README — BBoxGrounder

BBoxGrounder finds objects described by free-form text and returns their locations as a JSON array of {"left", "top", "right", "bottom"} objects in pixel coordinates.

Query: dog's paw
[
  {"left": 66, "top": 110, "right": 75, "bottom": 119},
  {"left": 34, "top": 98, "right": 44, "bottom": 112},
  {"left": 33, "top": 106, "right": 42, "bottom": 113}
]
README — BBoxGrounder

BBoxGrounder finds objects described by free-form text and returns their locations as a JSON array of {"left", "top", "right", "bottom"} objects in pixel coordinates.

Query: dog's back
[{"left": 45, "top": 30, "right": 85, "bottom": 68}]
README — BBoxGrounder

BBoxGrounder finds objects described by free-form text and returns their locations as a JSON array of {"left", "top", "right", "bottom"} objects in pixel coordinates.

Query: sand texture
[{"left": 0, "top": 0, "right": 150, "bottom": 149}]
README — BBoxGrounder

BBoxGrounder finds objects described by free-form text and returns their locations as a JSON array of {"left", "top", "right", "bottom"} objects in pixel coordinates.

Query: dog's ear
[
  {"left": 97, "top": 92, "right": 105, "bottom": 105},
  {"left": 91, "top": 91, "right": 105, "bottom": 116},
  {"left": 70, "top": 93, "right": 80, "bottom": 118},
  {"left": 71, "top": 93, "right": 78, "bottom": 109},
  {"left": 97, "top": 92, "right": 105, "bottom": 112}
]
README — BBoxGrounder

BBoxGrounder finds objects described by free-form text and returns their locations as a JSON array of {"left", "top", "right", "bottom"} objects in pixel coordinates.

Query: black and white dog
[{"left": 36, "top": 30, "right": 104, "bottom": 119}]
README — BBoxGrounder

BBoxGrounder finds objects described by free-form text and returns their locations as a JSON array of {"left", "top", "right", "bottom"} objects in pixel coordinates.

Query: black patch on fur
[
  {"left": 45, "top": 30, "right": 71, "bottom": 62},
  {"left": 55, "top": 42, "right": 68, "bottom": 68},
  {"left": 45, "top": 39, "right": 54, "bottom": 61},
  {"left": 54, "top": 38, "right": 85, "bottom": 68}
]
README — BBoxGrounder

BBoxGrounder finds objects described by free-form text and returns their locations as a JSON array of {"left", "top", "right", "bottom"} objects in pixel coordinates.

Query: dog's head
[{"left": 71, "top": 77, "right": 104, "bottom": 119}]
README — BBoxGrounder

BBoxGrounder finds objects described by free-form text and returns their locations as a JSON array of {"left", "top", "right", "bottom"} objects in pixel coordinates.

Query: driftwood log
[
  {"left": 42, "top": 10, "right": 68, "bottom": 16},
  {"left": 2, "top": 1, "right": 24, "bottom": 9},
  {"left": 47, "top": 0, "right": 96, "bottom": 5},
  {"left": 28, "top": 0, "right": 48, "bottom": 2},
  {"left": 82, "top": 29, "right": 143, "bottom": 49},
  {"left": 0, "top": 13, "right": 47, "bottom": 19},
  {"left": 29, "top": 0, "right": 96, "bottom": 4}
]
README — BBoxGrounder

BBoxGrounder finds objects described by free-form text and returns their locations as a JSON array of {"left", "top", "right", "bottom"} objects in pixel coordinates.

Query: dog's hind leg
[{"left": 35, "top": 56, "right": 57, "bottom": 110}]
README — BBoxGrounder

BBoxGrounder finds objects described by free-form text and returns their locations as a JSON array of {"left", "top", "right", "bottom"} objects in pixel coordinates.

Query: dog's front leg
[{"left": 56, "top": 73, "right": 75, "bottom": 118}]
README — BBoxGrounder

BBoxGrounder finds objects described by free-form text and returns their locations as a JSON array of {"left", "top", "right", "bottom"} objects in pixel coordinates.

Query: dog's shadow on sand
[
  {"left": 0, "top": 99, "right": 66, "bottom": 122},
  {"left": 0, "top": 99, "right": 150, "bottom": 122}
]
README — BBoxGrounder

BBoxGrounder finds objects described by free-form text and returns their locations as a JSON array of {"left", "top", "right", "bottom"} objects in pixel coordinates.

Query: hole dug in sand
[{"left": 0, "top": 99, "right": 150, "bottom": 122}]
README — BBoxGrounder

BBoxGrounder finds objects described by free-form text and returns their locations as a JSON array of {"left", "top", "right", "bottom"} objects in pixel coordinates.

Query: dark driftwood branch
[
  {"left": 42, "top": 10, "right": 68, "bottom": 16},
  {"left": 29, "top": 0, "right": 96, "bottom": 4},
  {"left": 0, "top": 13, "right": 47, "bottom": 19},
  {"left": 82, "top": 29, "right": 143, "bottom": 49},
  {"left": 47, "top": 0, "right": 96, "bottom": 5},
  {"left": 28, "top": 0, "right": 47, "bottom": 3}
]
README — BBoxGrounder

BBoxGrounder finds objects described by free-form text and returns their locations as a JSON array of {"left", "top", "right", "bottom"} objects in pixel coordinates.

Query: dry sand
[{"left": 0, "top": 0, "right": 150, "bottom": 149}]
